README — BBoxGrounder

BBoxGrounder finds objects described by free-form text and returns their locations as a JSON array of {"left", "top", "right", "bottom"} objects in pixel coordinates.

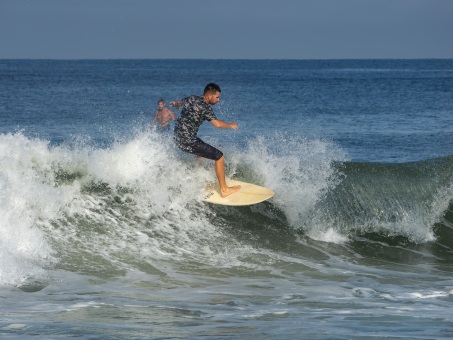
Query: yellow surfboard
[{"left": 203, "top": 179, "right": 274, "bottom": 206}]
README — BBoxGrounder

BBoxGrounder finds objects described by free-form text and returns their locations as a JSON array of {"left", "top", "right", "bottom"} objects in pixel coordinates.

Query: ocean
[{"left": 0, "top": 59, "right": 452, "bottom": 339}]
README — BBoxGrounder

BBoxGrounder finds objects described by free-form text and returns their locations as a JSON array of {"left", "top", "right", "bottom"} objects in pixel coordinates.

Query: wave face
[
  {"left": 1, "top": 130, "right": 452, "bottom": 287},
  {"left": 305, "top": 157, "right": 453, "bottom": 243}
]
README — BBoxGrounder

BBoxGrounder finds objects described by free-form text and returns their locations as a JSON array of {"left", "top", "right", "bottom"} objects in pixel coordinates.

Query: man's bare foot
[{"left": 220, "top": 185, "right": 241, "bottom": 198}]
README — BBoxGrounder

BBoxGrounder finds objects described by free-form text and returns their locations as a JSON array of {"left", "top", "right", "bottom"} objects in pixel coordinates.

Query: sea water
[{"left": 0, "top": 59, "right": 452, "bottom": 339}]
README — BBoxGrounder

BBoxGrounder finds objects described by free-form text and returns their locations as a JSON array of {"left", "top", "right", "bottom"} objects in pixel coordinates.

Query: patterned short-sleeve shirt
[{"left": 174, "top": 95, "right": 217, "bottom": 145}]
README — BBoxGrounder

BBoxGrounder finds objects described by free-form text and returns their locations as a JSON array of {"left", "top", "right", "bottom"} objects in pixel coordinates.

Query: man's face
[
  {"left": 206, "top": 91, "right": 220, "bottom": 105},
  {"left": 158, "top": 102, "right": 165, "bottom": 109}
]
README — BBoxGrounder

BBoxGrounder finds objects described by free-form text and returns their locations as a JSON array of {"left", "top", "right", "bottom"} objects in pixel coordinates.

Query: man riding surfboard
[{"left": 170, "top": 83, "right": 241, "bottom": 198}]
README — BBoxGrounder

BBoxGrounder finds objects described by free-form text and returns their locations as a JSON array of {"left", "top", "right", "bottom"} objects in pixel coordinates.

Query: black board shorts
[{"left": 175, "top": 137, "right": 223, "bottom": 161}]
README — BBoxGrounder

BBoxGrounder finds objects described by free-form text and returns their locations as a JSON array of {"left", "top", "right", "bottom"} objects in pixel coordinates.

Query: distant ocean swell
[{"left": 0, "top": 130, "right": 452, "bottom": 287}]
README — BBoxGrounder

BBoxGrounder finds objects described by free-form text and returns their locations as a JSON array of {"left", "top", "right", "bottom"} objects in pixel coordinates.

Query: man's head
[
  {"left": 157, "top": 99, "right": 165, "bottom": 109},
  {"left": 203, "top": 83, "right": 221, "bottom": 105}
]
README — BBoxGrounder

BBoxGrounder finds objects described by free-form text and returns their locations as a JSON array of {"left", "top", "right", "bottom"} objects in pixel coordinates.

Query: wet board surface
[{"left": 203, "top": 179, "right": 274, "bottom": 206}]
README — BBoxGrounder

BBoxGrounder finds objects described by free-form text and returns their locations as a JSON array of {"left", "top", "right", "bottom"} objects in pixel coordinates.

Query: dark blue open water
[{"left": 0, "top": 59, "right": 452, "bottom": 338}]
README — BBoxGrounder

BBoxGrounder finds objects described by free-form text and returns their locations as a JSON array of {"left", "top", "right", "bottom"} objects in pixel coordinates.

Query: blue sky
[{"left": 1, "top": 0, "right": 452, "bottom": 59}]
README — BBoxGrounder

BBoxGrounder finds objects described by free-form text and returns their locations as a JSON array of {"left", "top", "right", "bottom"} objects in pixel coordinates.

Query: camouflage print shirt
[{"left": 174, "top": 95, "right": 217, "bottom": 145}]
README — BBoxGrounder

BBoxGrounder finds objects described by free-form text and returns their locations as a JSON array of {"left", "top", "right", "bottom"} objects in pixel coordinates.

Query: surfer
[
  {"left": 170, "top": 83, "right": 241, "bottom": 198},
  {"left": 151, "top": 99, "right": 176, "bottom": 132}
]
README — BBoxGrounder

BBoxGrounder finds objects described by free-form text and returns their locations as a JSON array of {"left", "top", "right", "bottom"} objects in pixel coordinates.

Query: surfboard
[{"left": 203, "top": 179, "right": 274, "bottom": 206}]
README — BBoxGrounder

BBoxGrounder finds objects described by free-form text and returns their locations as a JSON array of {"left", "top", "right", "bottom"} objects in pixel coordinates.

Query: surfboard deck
[{"left": 203, "top": 179, "right": 274, "bottom": 206}]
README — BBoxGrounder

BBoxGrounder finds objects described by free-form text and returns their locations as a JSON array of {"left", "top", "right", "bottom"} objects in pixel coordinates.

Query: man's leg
[
  {"left": 183, "top": 139, "right": 241, "bottom": 198},
  {"left": 215, "top": 156, "right": 241, "bottom": 198}
]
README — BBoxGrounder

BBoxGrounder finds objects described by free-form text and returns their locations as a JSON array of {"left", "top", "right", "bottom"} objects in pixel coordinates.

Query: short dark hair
[
  {"left": 204, "top": 83, "right": 221, "bottom": 95},
  {"left": 158, "top": 98, "right": 165, "bottom": 104}
]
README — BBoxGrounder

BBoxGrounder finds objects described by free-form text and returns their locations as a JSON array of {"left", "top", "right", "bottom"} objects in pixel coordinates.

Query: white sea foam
[
  {"left": 0, "top": 133, "right": 75, "bottom": 285},
  {"left": 0, "top": 131, "right": 262, "bottom": 281},
  {"left": 308, "top": 227, "right": 348, "bottom": 244},
  {"left": 239, "top": 133, "right": 349, "bottom": 240}
]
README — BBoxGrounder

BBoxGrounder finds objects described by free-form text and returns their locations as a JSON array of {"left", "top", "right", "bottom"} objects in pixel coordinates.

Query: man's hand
[
  {"left": 169, "top": 100, "right": 181, "bottom": 109},
  {"left": 229, "top": 122, "right": 239, "bottom": 130}
]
